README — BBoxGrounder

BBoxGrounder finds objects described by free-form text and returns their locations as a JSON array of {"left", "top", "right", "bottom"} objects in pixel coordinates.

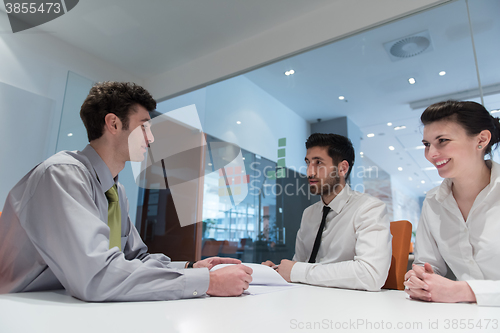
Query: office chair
[
  {"left": 383, "top": 220, "right": 412, "bottom": 290},
  {"left": 201, "top": 240, "right": 223, "bottom": 259},
  {"left": 219, "top": 240, "right": 239, "bottom": 258}
]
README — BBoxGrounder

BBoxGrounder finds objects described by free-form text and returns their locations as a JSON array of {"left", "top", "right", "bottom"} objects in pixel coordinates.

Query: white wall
[
  {"left": 145, "top": 0, "right": 449, "bottom": 101},
  {"left": 157, "top": 75, "right": 310, "bottom": 171},
  {"left": 0, "top": 18, "right": 140, "bottom": 154},
  {"left": 0, "top": 83, "right": 54, "bottom": 206},
  {"left": 0, "top": 17, "right": 140, "bottom": 211}
]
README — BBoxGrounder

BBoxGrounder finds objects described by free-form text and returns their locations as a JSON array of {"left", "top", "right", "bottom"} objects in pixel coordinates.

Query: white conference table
[{"left": 0, "top": 285, "right": 498, "bottom": 333}]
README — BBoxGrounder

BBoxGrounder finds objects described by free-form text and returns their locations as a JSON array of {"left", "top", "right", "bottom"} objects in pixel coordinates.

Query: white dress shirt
[
  {"left": 290, "top": 185, "right": 392, "bottom": 291},
  {"left": 414, "top": 160, "right": 500, "bottom": 307},
  {"left": 0, "top": 145, "right": 209, "bottom": 301}
]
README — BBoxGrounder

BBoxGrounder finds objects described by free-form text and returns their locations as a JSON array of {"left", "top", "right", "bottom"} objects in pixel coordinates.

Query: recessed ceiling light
[
  {"left": 338, "top": 96, "right": 345, "bottom": 100},
  {"left": 409, "top": 177, "right": 413, "bottom": 181},
  {"left": 387, "top": 122, "right": 393, "bottom": 126},
  {"left": 415, "top": 145, "right": 426, "bottom": 150},
  {"left": 284, "top": 70, "right": 295, "bottom": 76},
  {"left": 394, "top": 125, "right": 406, "bottom": 131},
  {"left": 398, "top": 167, "right": 403, "bottom": 171},
  {"left": 389, "top": 146, "right": 395, "bottom": 150},
  {"left": 491, "top": 109, "right": 500, "bottom": 114},
  {"left": 67, "top": 133, "right": 73, "bottom": 137},
  {"left": 236, "top": 121, "right": 241, "bottom": 124},
  {"left": 421, "top": 180, "right": 425, "bottom": 184},
  {"left": 242, "top": 157, "right": 245, "bottom": 160},
  {"left": 360, "top": 152, "right": 364, "bottom": 155},
  {"left": 408, "top": 78, "right": 416, "bottom": 84},
  {"left": 422, "top": 166, "right": 436, "bottom": 171},
  {"left": 424, "top": 191, "right": 427, "bottom": 194},
  {"left": 439, "top": 71, "right": 446, "bottom": 76},
  {"left": 208, "top": 163, "right": 212, "bottom": 166},
  {"left": 367, "top": 133, "right": 375, "bottom": 138}
]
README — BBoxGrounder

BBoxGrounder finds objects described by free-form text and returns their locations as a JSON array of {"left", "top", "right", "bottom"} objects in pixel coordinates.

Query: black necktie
[{"left": 308, "top": 206, "right": 331, "bottom": 263}]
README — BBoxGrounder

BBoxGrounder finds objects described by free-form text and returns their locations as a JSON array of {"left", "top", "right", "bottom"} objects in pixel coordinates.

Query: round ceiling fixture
[{"left": 390, "top": 36, "right": 430, "bottom": 58}]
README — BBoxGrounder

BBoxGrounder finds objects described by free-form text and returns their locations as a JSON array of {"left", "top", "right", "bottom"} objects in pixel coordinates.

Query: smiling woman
[{"left": 405, "top": 100, "right": 500, "bottom": 306}]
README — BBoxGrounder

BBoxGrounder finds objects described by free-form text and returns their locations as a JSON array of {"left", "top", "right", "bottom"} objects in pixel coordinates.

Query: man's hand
[
  {"left": 206, "top": 264, "right": 253, "bottom": 296},
  {"left": 261, "top": 260, "right": 276, "bottom": 267},
  {"left": 276, "top": 259, "right": 297, "bottom": 282},
  {"left": 193, "top": 257, "right": 241, "bottom": 270},
  {"left": 404, "top": 263, "right": 476, "bottom": 303}
]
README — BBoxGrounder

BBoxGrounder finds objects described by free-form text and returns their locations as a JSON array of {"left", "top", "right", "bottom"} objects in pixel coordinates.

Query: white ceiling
[
  {"left": 244, "top": 0, "right": 500, "bottom": 197},
  {"left": 33, "top": 0, "right": 335, "bottom": 78}
]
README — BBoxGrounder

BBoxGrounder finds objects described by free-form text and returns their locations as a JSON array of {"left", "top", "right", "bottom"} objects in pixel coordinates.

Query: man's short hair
[
  {"left": 305, "top": 133, "right": 355, "bottom": 179},
  {"left": 80, "top": 82, "right": 157, "bottom": 142}
]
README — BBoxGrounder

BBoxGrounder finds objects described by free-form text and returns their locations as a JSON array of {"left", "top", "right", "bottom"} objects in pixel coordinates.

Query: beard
[{"left": 309, "top": 175, "right": 341, "bottom": 196}]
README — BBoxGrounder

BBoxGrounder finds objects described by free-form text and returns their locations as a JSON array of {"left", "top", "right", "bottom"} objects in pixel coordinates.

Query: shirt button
[{"left": 193, "top": 291, "right": 198, "bottom": 296}]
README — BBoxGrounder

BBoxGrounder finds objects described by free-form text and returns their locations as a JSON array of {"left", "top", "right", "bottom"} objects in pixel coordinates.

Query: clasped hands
[{"left": 404, "top": 263, "right": 476, "bottom": 303}]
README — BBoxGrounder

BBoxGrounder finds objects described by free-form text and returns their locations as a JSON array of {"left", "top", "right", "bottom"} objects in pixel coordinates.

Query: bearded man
[{"left": 263, "top": 133, "right": 392, "bottom": 291}]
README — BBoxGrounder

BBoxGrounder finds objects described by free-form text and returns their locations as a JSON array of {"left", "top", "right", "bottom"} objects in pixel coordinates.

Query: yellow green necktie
[{"left": 105, "top": 184, "right": 121, "bottom": 250}]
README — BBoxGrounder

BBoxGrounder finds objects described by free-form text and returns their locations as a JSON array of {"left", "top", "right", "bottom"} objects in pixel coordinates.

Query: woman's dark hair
[
  {"left": 305, "top": 133, "right": 355, "bottom": 179},
  {"left": 421, "top": 100, "right": 500, "bottom": 156},
  {"left": 80, "top": 82, "right": 157, "bottom": 142}
]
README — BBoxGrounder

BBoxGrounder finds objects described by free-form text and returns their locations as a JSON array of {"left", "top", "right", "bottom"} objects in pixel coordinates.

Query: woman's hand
[{"left": 404, "top": 263, "right": 476, "bottom": 303}]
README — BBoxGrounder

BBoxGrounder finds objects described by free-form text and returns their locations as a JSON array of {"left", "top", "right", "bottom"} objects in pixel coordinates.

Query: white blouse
[{"left": 414, "top": 160, "right": 500, "bottom": 306}]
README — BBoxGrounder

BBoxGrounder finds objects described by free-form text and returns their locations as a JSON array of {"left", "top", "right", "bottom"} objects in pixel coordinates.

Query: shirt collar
[
  {"left": 322, "top": 184, "right": 352, "bottom": 214},
  {"left": 80, "top": 144, "right": 116, "bottom": 192},
  {"left": 434, "top": 177, "right": 452, "bottom": 203},
  {"left": 434, "top": 160, "right": 499, "bottom": 203},
  {"left": 489, "top": 160, "right": 500, "bottom": 190}
]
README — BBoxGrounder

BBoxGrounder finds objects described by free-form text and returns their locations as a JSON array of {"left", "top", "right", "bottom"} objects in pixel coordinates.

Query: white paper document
[{"left": 210, "top": 263, "right": 302, "bottom": 295}]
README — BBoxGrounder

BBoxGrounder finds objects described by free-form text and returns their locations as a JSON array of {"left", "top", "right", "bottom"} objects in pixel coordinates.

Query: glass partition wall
[
  {"left": 137, "top": 128, "right": 315, "bottom": 262},
  {"left": 135, "top": 0, "right": 500, "bottom": 261}
]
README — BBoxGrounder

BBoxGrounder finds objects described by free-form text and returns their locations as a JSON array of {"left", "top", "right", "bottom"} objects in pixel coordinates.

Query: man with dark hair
[
  {"left": 263, "top": 133, "right": 392, "bottom": 291},
  {"left": 80, "top": 81, "right": 158, "bottom": 142},
  {"left": 0, "top": 82, "right": 252, "bottom": 301}
]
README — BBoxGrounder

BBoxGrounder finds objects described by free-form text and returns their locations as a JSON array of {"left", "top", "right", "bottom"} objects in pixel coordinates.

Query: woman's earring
[{"left": 478, "top": 145, "right": 483, "bottom": 149}]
